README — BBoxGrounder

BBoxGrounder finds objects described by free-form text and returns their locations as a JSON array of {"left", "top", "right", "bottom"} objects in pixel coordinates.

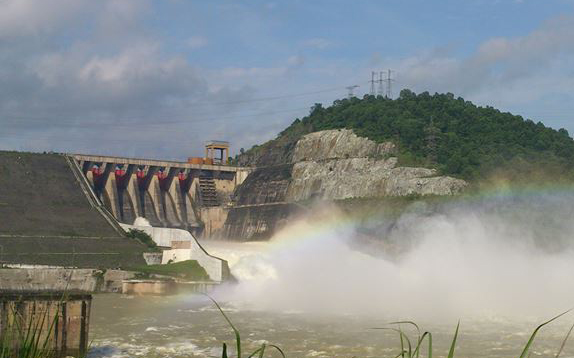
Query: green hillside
[{"left": 243, "top": 90, "right": 574, "bottom": 181}]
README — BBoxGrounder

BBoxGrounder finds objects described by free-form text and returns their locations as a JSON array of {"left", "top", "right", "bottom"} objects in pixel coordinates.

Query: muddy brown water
[{"left": 87, "top": 293, "right": 574, "bottom": 358}]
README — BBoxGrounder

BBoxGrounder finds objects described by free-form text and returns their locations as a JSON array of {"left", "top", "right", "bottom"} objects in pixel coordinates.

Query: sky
[{"left": 1, "top": 0, "right": 574, "bottom": 160}]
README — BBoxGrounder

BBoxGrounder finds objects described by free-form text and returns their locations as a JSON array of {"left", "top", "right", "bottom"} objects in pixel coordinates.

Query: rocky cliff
[{"left": 223, "top": 129, "right": 467, "bottom": 240}]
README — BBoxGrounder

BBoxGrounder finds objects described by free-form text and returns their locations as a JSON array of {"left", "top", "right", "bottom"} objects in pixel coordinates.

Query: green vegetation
[
  {"left": 252, "top": 91, "right": 574, "bottom": 181},
  {"left": 0, "top": 309, "right": 56, "bottom": 358},
  {"left": 0, "top": 299, "right": 86, "bottom": 358},
  {"left": 125, "top": 229, "right": 158, "bottom": 250},
  {"left": 131, "top": 260, "right": 210, "bottom": 281}
]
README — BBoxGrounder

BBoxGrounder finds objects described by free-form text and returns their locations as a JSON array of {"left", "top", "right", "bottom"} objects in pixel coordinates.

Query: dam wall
[
  {"left": 73, "top": 154, "right": 250, "bottom": 237},
  {"left": 0, "top": 151, "right": 147, "bottom": 268}
]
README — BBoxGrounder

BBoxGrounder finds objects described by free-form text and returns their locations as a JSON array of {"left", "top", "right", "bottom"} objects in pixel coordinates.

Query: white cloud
[
  {"left": 187, "top": 36, "right": 208, "bottom": 49},
  {"left": 0, "top": 0, "right": 88, "bottom": 38},
  {"left": 392, "top": 14, "right": 574, "bottom": 98},
  {"left": 2, "top": 1, "right": 573, "bottom": 158}
]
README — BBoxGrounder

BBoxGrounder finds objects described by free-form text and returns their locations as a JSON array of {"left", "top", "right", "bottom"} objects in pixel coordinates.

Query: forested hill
[{"left": 241, "top": 90, "right": 574, "bottom": 181}]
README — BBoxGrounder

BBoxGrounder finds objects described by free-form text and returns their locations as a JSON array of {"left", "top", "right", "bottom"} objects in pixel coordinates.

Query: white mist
[{"left": 207, "top": 196, "right": 574, "bottom": 321}]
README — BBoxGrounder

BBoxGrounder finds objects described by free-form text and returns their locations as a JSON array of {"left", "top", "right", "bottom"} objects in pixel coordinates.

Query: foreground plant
[
  {"left": 0, "top": 304, "right": 58, "bottom": 358},
  {"left": 375, "top": 310, "right": 573, "bottom": 358},
  {"left": 206, "top": 295, "right": 285, "bottom": 358}
]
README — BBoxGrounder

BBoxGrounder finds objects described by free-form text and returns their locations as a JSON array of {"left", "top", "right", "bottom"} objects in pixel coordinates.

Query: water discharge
[
  {"left": 208, "top": 191, "right": 574, "bottom": 321},
  {"left": 89, "top": 189, "right": 574, "bottom": 357}
]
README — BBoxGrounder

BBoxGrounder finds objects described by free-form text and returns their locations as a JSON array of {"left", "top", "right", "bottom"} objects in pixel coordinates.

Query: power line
[
  {"left": 0, "top": 107, "right": 310, "bottom": 130},
  {"left": 197, "top": 85, "right": 354, "bottom": 106},
  {"left": 0, "top": 82, "right": 371, "bottom": 123},
  {"left": 346, "top": 85, "right": 359, "bottom": 99}
]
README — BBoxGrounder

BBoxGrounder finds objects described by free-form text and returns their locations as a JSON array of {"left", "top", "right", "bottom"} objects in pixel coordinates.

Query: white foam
[
  {"left": 214, "top": 200, "right": 574, "bottom": 321},
  {"left": 133, "top": 217, "right": 152, "bottom": 227}
]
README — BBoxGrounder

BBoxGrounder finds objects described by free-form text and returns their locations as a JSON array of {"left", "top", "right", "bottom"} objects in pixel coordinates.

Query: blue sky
[{"left": 1, "top": 0, "right": 574, "bottom": 160}]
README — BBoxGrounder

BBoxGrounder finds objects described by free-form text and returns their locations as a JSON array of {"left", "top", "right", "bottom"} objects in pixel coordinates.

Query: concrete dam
[
  {"left": 73, "top": 153, "right": 250, "bottom": 237},
  {"left": 1, "top": 129, "right": 467, "bottom": 250}
]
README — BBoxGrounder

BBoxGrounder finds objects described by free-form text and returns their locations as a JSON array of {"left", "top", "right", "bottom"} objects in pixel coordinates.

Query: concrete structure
[
  {"left": 0, "top": 291, "right": 91, "bottom": 357},
  {"left": 143, "top": 252, "right": 163, "bottom": 265},
  {"left": 205, "top": 140, "right": 230, "bottom": 165},
  {"left": 161, "top": 240, "right": 230, "bottom": 282},
  {"left": 0, "top": 268, "right": 138, "bottom": 293},
  {"left": 72, "top": 154, "right": 250, "bottom": 236},
  {"left": 120, "top": 221, "right": 230, "bottom": 282},
  {"left": 121, "top": 280, "right": 176, "bottom": 295},
  {"left": 121, "top": 279, "right": 218, "bottom": 295}
]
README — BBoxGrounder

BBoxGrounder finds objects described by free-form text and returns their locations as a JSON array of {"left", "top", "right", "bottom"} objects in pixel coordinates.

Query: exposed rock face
[
  {"left": 287, "top": 129, "right": 466, "bottom": 201},
  {"left": 233, "top": 165, "right": 293, "bottom": 205},
  {"left": 287, "top": 157, "right": 467, "bottom": 201},
  {"left": 224, "top": 204, "right": 300, "bottom": 240},
  {"left": 292, "top": 129, "right": 395, "bottom": 162},
  {"left": 287, "top": 157, "right": 397, "bottom": 201},
  {"left": 223, "top": 128, "right": 467, "bottom": 240},
  {"left": 222, "top": 165, "right": 303, "bottom": 241},
  {"left": 384, "top": 167, "right": 467, "bottom": 196}
]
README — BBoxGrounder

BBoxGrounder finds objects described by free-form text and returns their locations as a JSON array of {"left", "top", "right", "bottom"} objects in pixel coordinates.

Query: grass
[
  {"left": 130, "top": 260, "right": 210, "bottom": 281},
  {"left": 0, "top": 292, "right": 92, "bottom": 358},
  {"left": 207, "top": 295, "right": 574, "bottom": 358},
  {"left": 0, "top": 305, "right": 58, "bottom": 358}
]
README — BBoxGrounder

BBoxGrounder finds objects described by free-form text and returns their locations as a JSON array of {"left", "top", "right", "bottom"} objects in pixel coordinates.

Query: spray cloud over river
[
  {"left": 208, "top": 189, "right": 574, "bottom": 320},
  {"left": 87, "top": 189, "right": 574, "bottom": 358}
]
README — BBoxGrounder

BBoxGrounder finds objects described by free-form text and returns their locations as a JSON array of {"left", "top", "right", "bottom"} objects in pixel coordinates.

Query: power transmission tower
[
  {"left": 370, "top": 72, "right": 376, "bottom": 96},
  {"left": 346, "top": 85, "right": 359, "bottom": 99},
  {"left": 385, "top": 69, "right": 394, "bottom": 98},
  {"left": 378, "top": 72, "right": 384, "bottom": 96},
  {"left": 425, "top": 116, "right": 440, "bottom": 164}
]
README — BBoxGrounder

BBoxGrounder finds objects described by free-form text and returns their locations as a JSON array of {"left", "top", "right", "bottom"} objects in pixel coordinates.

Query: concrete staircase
[{"left": 198, "top": 177, "right": 219, "bottom": 207}]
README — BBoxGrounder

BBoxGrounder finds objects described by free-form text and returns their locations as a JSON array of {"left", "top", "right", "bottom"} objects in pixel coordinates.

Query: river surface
[
  {"left": 87, "top": 292, "right": 574, "bottom": 358},
  {"left": 87, "top": 237, "right": 574, "bottom": 358}
]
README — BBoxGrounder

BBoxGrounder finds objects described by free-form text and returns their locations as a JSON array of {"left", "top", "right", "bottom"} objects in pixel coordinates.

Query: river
[{"left": 88, "top": 195, "right": 574, "bottom": 357}]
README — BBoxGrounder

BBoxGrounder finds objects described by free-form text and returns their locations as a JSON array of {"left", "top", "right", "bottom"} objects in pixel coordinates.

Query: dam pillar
[
  {"left": 157, "top": 167, "right": 180, "bottom": 226},
  {"left": 104, "top": 165, "right": 121, "bottom": 219},
  {"left": 136, "top": 166, "right": 159, "bottom": 225},
  {"left": 114, "top": 164, "right": 136, "bottom": 224},
  {"left": 175, "top": 169, "right": 197, "bottom": 229},
  {"left": 125, "top": 167, "right": 142, "bottom": 219},
  {"left": 90, "top": 162, "right": 114, "bottom": 208},
  {"left": 80, "top": 160, "right": 93, "bottom": 176}
]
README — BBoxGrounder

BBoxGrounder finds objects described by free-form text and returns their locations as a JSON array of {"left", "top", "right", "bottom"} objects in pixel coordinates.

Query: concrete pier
[
  {"left": 121, "top": 280, "right": 176, "bottom": 295},
  {"left": 72, "top": 154, "right": 250, "bottom": 236},
  {"left": 121, "top": 280, "right": 218, "bottom": 295},
  {"left": 0, "top": 291, "right": 92, "bottom": 357}
]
